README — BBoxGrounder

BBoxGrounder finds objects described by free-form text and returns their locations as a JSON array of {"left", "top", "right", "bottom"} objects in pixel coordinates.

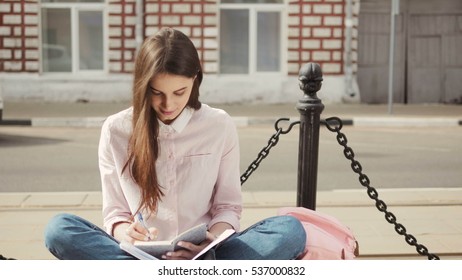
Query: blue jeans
[{"left": 44, "top": 213, "right": 306, "bottom": 260}]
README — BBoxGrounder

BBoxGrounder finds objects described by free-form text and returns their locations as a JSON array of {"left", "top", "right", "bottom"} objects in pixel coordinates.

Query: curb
[
  {"left": 2, "top": 188, "right": 461, "bottom": 210},
  {"left": 1, "top": 116, "right": 461, "bottom": 127},
  {"left": 352, "top": 117, "right": 462, "bottom": 127},
  {"left": 0, "top": 117, "right": 106, "bottom": 127}
]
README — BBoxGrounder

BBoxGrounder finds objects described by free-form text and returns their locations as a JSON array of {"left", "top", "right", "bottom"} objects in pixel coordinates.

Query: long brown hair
[{"left": 124, "top": 27, "right": 203, "bottom": 213}]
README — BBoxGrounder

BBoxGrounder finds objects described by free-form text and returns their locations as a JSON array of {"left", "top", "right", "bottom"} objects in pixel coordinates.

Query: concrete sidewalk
[{"left": 1, "top": 188, "right": 461, "bottom": 260}]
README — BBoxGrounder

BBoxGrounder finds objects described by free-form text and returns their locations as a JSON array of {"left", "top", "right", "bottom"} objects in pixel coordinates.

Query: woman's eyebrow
[
  {"left": 173, "top": 86, "right": 187, "bottom": 93},
  {"left": 149, "top": 85, "right": 160, "bottom": 92},
  {"left": 149, "top": 86, "right": 187, "bottom": 93}
]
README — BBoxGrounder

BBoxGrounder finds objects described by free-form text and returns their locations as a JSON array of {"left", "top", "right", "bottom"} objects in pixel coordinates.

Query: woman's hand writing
[{"left": 113, "top": 221, "right": 158, "bottom": 244}]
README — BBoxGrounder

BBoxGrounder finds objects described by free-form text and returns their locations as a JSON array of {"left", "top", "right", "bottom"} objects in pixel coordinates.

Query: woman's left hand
[{"left": 162, "top": 232, "right": 216, "bottom": 260}]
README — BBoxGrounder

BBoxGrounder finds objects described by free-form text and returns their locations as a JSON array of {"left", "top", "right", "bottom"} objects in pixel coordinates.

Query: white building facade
[{"left": 0, "top": 0, "right": 360, "bottom": 104}]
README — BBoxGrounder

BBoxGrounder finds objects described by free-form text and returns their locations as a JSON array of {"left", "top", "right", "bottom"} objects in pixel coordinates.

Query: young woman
[{"left": 44, "top": 27, "right": 306, "bottom": 260}]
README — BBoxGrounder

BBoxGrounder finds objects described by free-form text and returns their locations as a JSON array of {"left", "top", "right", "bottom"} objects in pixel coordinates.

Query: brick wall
[
  {"left": 288, "top": 0, "right": 346, "bottom": 75},
  {"left": 0, "top": 0, "right": 39, "bottom": 72},
  {"left": 144, "top": 0, "right": 218, "bottom": 74},
  {"left": 108, "top": 0, "right": 137, "bottom": 73},
  {"left": 0, "top": 0, "right": 356, "bottom": 77}
]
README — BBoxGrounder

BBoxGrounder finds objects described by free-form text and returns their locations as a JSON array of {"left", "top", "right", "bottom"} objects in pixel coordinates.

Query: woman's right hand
[{"left": 114, "top": 221, "right": 158, "bottom": 243}]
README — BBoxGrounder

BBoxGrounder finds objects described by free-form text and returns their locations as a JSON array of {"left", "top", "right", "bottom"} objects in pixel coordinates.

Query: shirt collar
[{"left": 158, "top": 107, "right": 194, "bottom": 133}]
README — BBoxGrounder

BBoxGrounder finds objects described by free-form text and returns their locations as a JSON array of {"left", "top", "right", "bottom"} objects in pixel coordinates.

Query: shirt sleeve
[
  {"left": 208, "top": 114, "right": 242, "bottom": 231},
  {"left": 98, "top": 118, "right": 132, "bottom": 235}
]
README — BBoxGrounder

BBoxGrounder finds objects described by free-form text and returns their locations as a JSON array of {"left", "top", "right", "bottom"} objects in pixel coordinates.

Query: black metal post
[{"left": 296, "top": 62, "right": 324, "bottom": 210}]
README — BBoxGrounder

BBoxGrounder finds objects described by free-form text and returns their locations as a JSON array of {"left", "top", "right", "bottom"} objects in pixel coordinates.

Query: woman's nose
[{"left": 162, "top": 95, "right": 172, "bottom": 109}]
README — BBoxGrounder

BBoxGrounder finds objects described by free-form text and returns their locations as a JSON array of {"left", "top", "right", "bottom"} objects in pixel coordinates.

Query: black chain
[
  {"left": 324, "top": 116, "right": 440, "bottom": 260},
  {"left": 240, "top": 118, "right": 299, "bottom": 185}
]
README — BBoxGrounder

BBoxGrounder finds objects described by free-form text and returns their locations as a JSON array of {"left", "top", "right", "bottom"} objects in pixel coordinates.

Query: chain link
[
  {"left": 240, "top": 128, "right": 282, "bottom": 185},
  {"left": 240, "top": 118, "right": 299, "bottom": 185},
  {"left": 324, "top": 116, "right": 440, "bottom": 260}
]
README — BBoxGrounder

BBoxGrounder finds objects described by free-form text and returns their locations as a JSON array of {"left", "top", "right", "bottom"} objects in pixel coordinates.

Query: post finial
[{"left": 298, "top": 62, "right": 323, "bottom": 98}]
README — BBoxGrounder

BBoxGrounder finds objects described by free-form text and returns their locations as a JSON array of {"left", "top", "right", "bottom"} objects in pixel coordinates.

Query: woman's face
[{"left": 149, "top": 73, "right": 195, "bottom": 124}]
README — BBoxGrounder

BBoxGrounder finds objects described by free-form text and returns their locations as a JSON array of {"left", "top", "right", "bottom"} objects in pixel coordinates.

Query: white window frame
[
  {"left": 219, "top": 2, "right": 287, "bottom": 75},
  {"left": 39, "top": 2, "right": 107, "bottom": 75}
]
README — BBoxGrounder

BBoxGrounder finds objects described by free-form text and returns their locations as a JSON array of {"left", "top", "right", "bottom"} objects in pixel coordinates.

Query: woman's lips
[{"left": 161, "top": 109, "right": 175, "bottom": 116}]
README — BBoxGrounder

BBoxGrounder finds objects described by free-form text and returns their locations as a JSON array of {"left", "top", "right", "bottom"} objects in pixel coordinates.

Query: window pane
[
  {"left": 79, "top": 11, "right": 103, "bottom": 70},
  {"left": 220, "top": 9, "right": 249, "bottom": 74},
  {"left": 41, "top": 8, "right": 72, "bottom": 72},
  {"left": 257, "top": 12, "right": 280, "bottom": 72}
]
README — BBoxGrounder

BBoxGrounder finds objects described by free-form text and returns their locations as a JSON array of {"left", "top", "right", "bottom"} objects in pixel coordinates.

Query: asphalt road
[{"left": 1, "top": 124, "right": 461, "bottom": 192}]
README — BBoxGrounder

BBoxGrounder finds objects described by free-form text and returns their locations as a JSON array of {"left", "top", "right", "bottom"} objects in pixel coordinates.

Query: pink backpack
[{"left": 278, "top": 207, "right": 359, "bottom": 260}]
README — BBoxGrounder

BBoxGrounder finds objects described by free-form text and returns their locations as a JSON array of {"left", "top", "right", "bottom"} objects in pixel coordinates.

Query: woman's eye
[
  {"left": 174, "top": 91, "right": 185, "bottom": 96},
  {"left": 152, "top": 91, "right": 162, "bottom": 96}
]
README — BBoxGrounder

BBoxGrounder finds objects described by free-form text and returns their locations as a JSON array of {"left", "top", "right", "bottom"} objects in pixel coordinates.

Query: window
[
  {"left": 41, "top": 0, "right": 105, "bottom": 73},
  {"left": 220, "top": 0, "right": 284, "bottom": 74}
]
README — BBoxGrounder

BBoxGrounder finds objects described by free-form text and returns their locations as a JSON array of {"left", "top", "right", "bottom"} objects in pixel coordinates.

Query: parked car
[
  {"left": 42, "top": 44, "right": 90, "bottom": 71},
  {"left": 42, "top": 43, "right": 72, "bottom": 72}
]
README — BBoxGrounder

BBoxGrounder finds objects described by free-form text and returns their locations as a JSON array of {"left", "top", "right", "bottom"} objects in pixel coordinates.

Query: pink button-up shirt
[{"left": 98, "top": 104, "right": 242, "bottom": 240}]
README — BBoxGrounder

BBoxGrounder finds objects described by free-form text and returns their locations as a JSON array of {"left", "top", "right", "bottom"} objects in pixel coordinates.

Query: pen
[{"left": 137, "top": 213, "right": 152, "bottom": 240}]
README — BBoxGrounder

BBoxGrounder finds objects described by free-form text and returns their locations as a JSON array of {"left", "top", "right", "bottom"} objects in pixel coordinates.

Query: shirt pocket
[{"left": 178, "top": 153, "right": 216, "bottom": 198}]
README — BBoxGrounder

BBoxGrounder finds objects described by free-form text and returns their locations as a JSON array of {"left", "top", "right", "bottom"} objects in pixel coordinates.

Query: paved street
[{"left": 1, "top": 124, "right": 461, "bottom": 193}]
